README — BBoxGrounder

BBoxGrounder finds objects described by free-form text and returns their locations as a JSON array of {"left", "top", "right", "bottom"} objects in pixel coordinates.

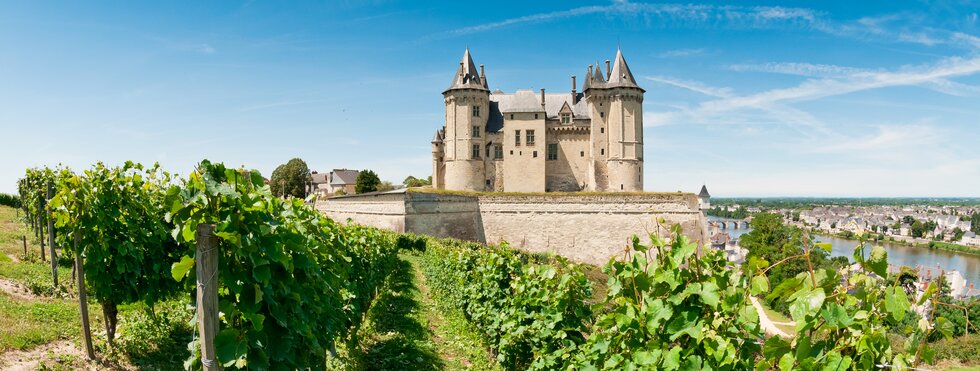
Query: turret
[
  {"left": 585, "top": 48, "right": 645, "bottom": 192},
  {"left": 698, "top": 185, "right": 711, "bottom": 210},
  {"left": 441, "top": 48, "right": 490, "bottom": 191}
]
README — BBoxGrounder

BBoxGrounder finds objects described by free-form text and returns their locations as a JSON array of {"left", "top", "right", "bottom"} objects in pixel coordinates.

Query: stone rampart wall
[{"left": 317, "top": 190, "right": 707, "bottom": 265}]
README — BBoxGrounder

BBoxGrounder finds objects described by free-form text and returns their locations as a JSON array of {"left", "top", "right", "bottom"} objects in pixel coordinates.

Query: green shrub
[
  {"left": 0, "top": 193, "right": 20, "bottom": 208},
  {"left": 931, "top": 333, "right": 980, "bottom": 365},
  {"left": 420, "top": 237, "right": 593, "bottom": 369}
]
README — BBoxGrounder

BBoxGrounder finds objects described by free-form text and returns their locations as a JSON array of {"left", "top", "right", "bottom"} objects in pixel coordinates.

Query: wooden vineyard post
[
  {"left": 75, "top": 234, "right": 95, "bottom": 360},
  {"left": 47, "top": 182, "right": 58, "bottom": 287},
  {"left": 196, "top": 224, "right": 219, "bottom": 371},
  {"left": 23, "top": 235, "right": 27, "bottom": 256},
  {"left": 38, "top": 195, "right": 45, "bottom": 261}
]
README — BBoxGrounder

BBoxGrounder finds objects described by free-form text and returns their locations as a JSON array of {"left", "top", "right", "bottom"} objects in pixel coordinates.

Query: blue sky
[{"left": 1, "top": 1, "right": 978, "bottom": 197}]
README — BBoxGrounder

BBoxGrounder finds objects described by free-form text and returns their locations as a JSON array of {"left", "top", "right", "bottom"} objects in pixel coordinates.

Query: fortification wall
[
  {"left": 316, "top": 190, "right": 707, "bottom": 266},
  {"left": 476, "top": 193, "right": 703, "bottom": 265},
  {"left": 315, "top": 192, "right": 407, "bottom": 233}
]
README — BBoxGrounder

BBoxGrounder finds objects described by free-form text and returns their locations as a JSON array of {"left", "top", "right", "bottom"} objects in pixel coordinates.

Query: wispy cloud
[
  {"left": 657, "top": 48, "right": 706, "bottom": 58},
  {"left": 424, "top": 2, "right": 822, "bottom": 41},
  {"left": 426, "top": 1, "right": 980, "bottom": 51},
  {"left": 645, "top": 55, "right": 980, "bottom": 144},
  {"left": 726, "top": 58, "right": 980, "bottom": 99},
  {"left": 644, "top": 76, "right": 732, "bottom": 97},
  {"left": 808, "top": 123, "right": 944, "bottom": 158}
]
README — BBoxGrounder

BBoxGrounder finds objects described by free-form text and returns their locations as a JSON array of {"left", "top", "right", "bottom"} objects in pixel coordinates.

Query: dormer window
[
  {"left": 472, "top": 106, "right": 480, "bottom": 117},
  {"left": 561, "top": 113, "right": 571, "bottom": 124}
]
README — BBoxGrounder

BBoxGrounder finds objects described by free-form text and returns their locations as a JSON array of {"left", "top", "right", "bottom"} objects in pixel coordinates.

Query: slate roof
[
  {"left": 311, "top": 173, "right": 329, "bottom": 185},
  {"left": 583, "top": 49, "right": 644, "bottom": 92},
  {"left": 330, "top": 169, "right": 359, "bottom": 186},
  {"left": 486, "top": 91, "right": 591, "bottom": 133},
  {"left": 699, "top": 185, "right": 711, "bottom": 198},
  {"left": 444, "top": 48, "right": 489, "bottom": 93}
]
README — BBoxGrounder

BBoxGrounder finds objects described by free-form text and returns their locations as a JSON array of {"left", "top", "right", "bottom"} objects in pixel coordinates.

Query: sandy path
[
  {"left": 0, "top": 278, "right": 38, "bottom": 301},
  {"left": 750, "top": 296, "right": 795, "bottom": 338}
]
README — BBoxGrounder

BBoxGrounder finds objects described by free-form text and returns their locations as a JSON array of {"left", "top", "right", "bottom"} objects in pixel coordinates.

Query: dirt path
[
  {"left": 750, "top": 296, "right": 795, "bottom": 338},
  {"left": 0, "top": 278, "right": 38, "bottom": 301},
  {"left": 0, "top": 340, "right": 95, "bottom": 370}
]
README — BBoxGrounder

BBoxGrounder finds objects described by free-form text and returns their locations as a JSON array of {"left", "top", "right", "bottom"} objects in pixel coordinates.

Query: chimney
[
  {"left": 571, "top": 75, "right": 577, "bottom": 104},
  {"left": 480, "top": 64, "right": 485, "bottom": 77},
  {"left": 540, "top": 88, "right": 546, "bottom": 107},
  {"left": 605, "top": 59, "right": 611, "bottom": 79},
  {"left": 480, "top": 64, "right": 487, "bottom": 86},
  {"left": 588, "top": 64, "right": 593, "bottom": 77}
]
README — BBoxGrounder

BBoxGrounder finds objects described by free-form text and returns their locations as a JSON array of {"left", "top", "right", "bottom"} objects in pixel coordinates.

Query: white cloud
[
  {"left": 807, "top": 124, "right": 944, "bottom": 159},
  {"left": 426, "top": 2, "right": 822, "bottom": 40},
  {"left": 706, "top": 56, "right": 980, "bottom": 110},
  {"left": 657, "top": 48, "right": 706, "bottom": 58},
  {"left": 644, "top": 76, "right": 732, "bottom": 97}
]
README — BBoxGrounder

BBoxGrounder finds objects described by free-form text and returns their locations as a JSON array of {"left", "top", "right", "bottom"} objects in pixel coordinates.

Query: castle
[{"left": 431, "top": 48, "right": 645, "bottom": 192}]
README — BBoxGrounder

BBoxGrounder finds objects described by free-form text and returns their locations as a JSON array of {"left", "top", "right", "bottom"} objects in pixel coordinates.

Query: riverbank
[{"left": 801, "top": 227, "right": 980, "bottom": 257}]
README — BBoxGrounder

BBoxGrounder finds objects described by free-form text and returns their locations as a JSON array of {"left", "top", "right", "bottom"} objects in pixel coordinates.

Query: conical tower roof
[
  {"left": 592, "top": 60, "right": 606, "bottom": 83},
  {"left": 444, "top": 48, "right": 489, "bottom": 93},
  {"left": 698, "top": 185, "right": 711, "bottom": 198},
  {"left": 606, "top": 49, "right": 643, "bottom": 91}
]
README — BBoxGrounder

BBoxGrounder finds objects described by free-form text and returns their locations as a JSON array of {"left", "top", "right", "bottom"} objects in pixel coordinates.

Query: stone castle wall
[{"left": 317, "top": 190, "right": 707, "bottom": 266}]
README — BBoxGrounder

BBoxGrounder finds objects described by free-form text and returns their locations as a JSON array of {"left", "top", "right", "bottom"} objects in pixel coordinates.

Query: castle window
[
  {"left": 515, "top": 130, "right": 521, "bottom": 145},
  {"left": 534, "top": 113, "right": 538, "bottom": 119},
  {"left": 600, "top": 112, "right": 605, "bottom": 119},
  {"left": 601, "top": 127, "right": 604, "bottom": 133},
  {"left": 494, "top": 144, "right": 503, "bottom": 159},
  {"left": 486, "top": 146, "right": 491, "bottom": 158},
  {"left": 580, "top": 151, "right": 584, "bottom": 157},
  {"left": 472, "top": 144, "right": 480, "bottom": 159},
  {"left": 510, "top": 150, "right": 513, "bottom": 155},
  {"left": 601, "top": 148, "right": 605, "bottom": 155},
  {"left": 473, "top": 106, "right": 480, "bottom": 117},
  {"left": 472, "top": 125, "right": 481, "bottom": 137},
  {"left": 533, "top": 151, "right": 538, "bottom": 158},
  {"left": 547, "top": 143, "right": 558, "bottom": 160},
  {"left": 510, "top": 114, "right": 514, "bottom": 120},
  {"left": 526, "top": 130, "right": 535, "bottom": 145},
  {"left": 561, "top": 113, "right": 571, "bottom": 124}
]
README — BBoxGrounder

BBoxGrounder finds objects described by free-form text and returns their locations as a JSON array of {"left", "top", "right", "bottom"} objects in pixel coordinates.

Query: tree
[
  {"left": 903, "top": 215, "right": 916, "bottom": 225},
  {"left": 953, "top": 227, "right": 965, "bottom": 241},
  {"left": 403, "top": 175, "right": 432, "bottom": 188},
  {"left": 270, "top": 158, "right": 312, "bottom": 198},
  {"left": 972, "top": 213, "right": 980, "bottom": 234},
  {"left": 376, "top": 181, "right": 396, "bottom": 192},
  {"left": 911, "top": 220, "right": 927, "bottom": 238},
  {"left": 355, "top": 170, "right": 381, "bottom": 194}
]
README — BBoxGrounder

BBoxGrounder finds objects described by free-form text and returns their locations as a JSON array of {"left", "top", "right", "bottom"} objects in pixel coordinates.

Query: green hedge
[{"left": 0, "top": 193, "right": 19, "bottom": 208}]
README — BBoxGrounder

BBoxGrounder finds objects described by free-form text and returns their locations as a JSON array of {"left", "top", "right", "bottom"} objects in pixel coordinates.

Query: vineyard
[{"left": 0, "top": 160, "right": 977, "bottom": 370}]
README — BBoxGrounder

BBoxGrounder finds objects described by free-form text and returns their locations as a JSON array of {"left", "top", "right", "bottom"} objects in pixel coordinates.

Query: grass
[
  {"left": 338, "top": 253, "right": 499, "bottom": 370},
  {"left": 0, "top": 292, "right": 80, "bottom": 352}
]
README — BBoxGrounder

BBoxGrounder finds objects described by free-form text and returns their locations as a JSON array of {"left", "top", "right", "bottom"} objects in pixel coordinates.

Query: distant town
[{"left": 709, "top": 199, "right": 980, "bottom": 248}]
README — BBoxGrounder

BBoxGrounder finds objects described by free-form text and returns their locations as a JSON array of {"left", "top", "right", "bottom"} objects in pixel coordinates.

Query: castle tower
[
  {"left": 442, "top": 49, "right": 490, "bottom": 191},
  {"left": 698, "top": 185, "right": 711, "bottom": 210},
  {"left": 585, "top": 49, "right": 644, "bottom": 192},
  {"left": 431, "top": 129, "right": 445, "bottom": 189}
]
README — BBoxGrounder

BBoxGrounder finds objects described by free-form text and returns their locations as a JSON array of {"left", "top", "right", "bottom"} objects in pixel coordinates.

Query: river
[{"left": 708, "top": 216, "right": 980, "bottom": 285}]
